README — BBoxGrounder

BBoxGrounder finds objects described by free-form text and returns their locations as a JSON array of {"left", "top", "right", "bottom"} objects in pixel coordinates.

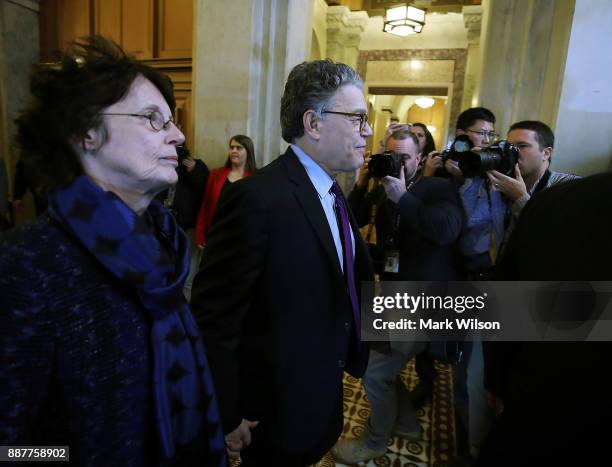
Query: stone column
[
  {"left": 326, "top": 6, "right": 368, "bottom": 68},
  {"left": 0, "top": 0, "right": 40, "bottom": 222},
  {"left": 461, "top": 5, "right": 482, "bottom": 111},
  {"left": 192, "top": 0, "right": 313, "bottom": 169},
  {"left": 476, "top": 0, "right": 612, "bottom": 175},
  {"left": 311, "top": 0, "right": 328, "bottom": 61},
  {"left": 326, "top": 5, "right": 368, "bottom": 193},
  {"left": 554, "top": 0, "right": 612, "bottom": 175},
  {"left": 476, "top": 0, "right": 573, "bottom": 137}
]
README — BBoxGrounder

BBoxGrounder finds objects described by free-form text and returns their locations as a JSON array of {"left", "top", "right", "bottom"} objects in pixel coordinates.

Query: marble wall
[
  {"left": 192, "top": 0, "right": 310, "bottom": 168},
  {"left": 461, "top": 5, "right": 483, "bottom": 110},
  {"left": 366, "top": 59, "right": 454, "bottom": 83},
  {"left": 0, "top": 0, "right": 40, "bottom": 200},
  {"left": 311, "top": 0, "right": 327, "bottom": 60},
  {"left": 326, "top": 5, "right": 368, "bottom": 67},
  {"left": 474, "top": 0, "right": 612, "bottom": 175},
  {"left": 555, "top": 0, "right": 612, "bottom": 175},
  {"left": 476, "top": 0, "right": 574, "bottom": 141},
  {"left": 358, "top": 48, "right": 467, "bottom": 144}
]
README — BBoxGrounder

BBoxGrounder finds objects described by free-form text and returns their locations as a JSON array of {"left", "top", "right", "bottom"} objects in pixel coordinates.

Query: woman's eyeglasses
[{"left": 100, "top": 110, "right": 175, "bottom": 132}]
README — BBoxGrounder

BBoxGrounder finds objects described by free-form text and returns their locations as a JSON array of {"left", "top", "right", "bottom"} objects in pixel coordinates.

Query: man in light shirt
[{"left": 191, "top": 59, "right": 374, "bottom": 466}]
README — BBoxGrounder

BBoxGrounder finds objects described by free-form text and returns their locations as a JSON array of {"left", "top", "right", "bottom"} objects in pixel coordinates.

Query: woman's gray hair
[{"left": 280, "top": 59, "right": 363, "bottom": 143}]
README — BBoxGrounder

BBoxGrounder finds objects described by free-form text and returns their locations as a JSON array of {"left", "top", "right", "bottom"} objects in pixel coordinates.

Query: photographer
[
  {"left": 159, "top": 145, "right": 209, "bottom": 301},
  {"left": 420, "top": 107, "right": 504, "bottom": 464},
  {"left": 333, "top": 128, "right": 463, "bottom": 464},
  {"left": 349, "top": 128, "right": 463, "bottom": 280},
  {"left": 424, "top": 107, "right": 506, "bottom": 279},
  {"left": 486, "top": 120, "right": 578, "bottom": 242}
]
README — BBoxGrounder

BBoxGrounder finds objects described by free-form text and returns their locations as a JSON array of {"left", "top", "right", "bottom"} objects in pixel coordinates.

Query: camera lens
[
  {"left": 458, "top": 151, "right": 486, "bottom": 177},
  {"left": 477, "top": 150, "right": 503, "bottom": 171},
  {"left": 368, "top": 156, "right": 391, "bottom": 178},
  {"left": 453, "top": 139, "right": 471, "bottom": 153},
  {"left": 456, "top": 140, "right": 519, "bottom": 177},
  {"left": 368, "top": 152, "right": 400, "bottom": 178},
  {"left": 176, "top": 145, "right": 190, "bottom": 159}
]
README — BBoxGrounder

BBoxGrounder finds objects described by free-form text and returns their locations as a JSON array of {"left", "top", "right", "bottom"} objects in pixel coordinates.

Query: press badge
[{"left": 383, "top": 250, "right": 400, "bottom": 273}]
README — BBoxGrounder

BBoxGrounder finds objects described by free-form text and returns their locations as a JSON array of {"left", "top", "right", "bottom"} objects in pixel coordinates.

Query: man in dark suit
[
  {"left": 190, "top": 59, "right": 374, "bottom": 466},
  {"left": 478, "top": 173, "right": 612, "bottom": 466},
  {"left": 333, "top": 128, "right": 463, "bottom": 464}
]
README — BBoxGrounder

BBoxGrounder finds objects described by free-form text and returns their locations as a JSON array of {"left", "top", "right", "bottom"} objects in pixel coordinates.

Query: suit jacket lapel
[{"left": 282, "top": 149, "right": 345, "bottom": 280}]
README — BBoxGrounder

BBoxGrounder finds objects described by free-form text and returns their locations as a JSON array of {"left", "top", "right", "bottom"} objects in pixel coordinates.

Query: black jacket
[
  {"left": 161, "top": 159, "right": 209, "bottom": 230},
  {"left": 348, "top": 176, "right": 464, "bottom": 280},
  {"left": 191, "top": 148, "right": 372, "bottom": 456},
  {"left": 481, "top": 173, "right": 612, "bottom": 464},
  {"left": 13, "top": 159, "right": 48, "bottom": 215}
]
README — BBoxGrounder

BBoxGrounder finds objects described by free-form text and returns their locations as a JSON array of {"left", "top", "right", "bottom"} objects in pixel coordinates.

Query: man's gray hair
[{"left": 280, "top": 59, "right": 363, "bottom": 143}]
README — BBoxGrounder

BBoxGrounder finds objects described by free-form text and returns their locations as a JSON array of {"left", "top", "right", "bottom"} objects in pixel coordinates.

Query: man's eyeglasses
[
  {"left": 321, "top": 110, "right": 369, "bottom": 132},
  {"left": 467, "top": 129, "right": 499, "bottom": 140},
  {"left": 100, "top": 110, "right": 175, "bottom": 132}
]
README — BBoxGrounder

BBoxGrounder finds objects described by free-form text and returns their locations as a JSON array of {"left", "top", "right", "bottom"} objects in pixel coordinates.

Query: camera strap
[
  {"left": 384, "top": 178, "right": 419, "bottom": 274},
  {"left": 484, "top": 180, "right": 500, "bottom": 264},
  {"left": 362, "top": 183, "right": 387, "bottom": 244},
  {"left": 364, "top": 203, "right": 378, "bottom": 244}
]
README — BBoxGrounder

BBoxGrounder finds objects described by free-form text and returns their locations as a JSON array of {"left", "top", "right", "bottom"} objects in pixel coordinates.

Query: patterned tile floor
[{"left": 316, "top": 361, "right": 457, "bottom": 467}]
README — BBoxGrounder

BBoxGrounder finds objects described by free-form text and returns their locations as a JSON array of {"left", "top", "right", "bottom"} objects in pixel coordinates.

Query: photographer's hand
[
  {"left": 181, "top": 157, "right": 196, "bottom": 172},
  {"left": 225, "top": 418, "right": 259, "bottom": 462},
  {"left": 487, "top": 164, "right": 527, "bottom": 201},
  {"left": 422, "top": 151, "right": 442, "bottom": 177},
  {"left": 381, "top": 162, "right": 407, "bottom": 204},
  {"left": 444, "top": 158, "right": 463, "bottom": 178}
]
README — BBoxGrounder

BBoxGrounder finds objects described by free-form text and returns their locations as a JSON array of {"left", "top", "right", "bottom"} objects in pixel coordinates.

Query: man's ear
[
  {"left": 543, "top": 147, "right": 552, "bottom": 162},
  {"left": 302, "top": 110, "right": 321, "bottom": 140}
]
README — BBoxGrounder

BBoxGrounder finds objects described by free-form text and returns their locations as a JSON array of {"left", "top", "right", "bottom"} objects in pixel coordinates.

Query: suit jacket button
[{"left": 338, "top": 359, "right": 345, "bottom": 368}]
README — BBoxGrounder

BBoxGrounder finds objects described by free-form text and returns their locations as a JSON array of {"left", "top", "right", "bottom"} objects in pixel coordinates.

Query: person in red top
[{"left": 195, "top": 134, "right": 257, "bottom": 246}]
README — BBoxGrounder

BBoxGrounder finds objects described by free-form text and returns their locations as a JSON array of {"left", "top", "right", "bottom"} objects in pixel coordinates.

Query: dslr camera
[
  {"left": 368, "top": 150, "right": 402, "bottom": 178},
  {"left": 176, "top": 144, "right": 191, "bottom": 160},
  {"left": 440, "top": 134, "right": 519, "bottom": 178}
]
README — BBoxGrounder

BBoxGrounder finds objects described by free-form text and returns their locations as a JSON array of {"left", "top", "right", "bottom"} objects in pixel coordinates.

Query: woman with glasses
[
  {"left": 195, "top": 135, "right": 257, "bottom": 247},
  {"left": 0, "top": 36, "right": 226, "bottom": 467}
]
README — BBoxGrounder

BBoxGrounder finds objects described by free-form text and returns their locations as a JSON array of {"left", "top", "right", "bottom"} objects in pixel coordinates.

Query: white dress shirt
[{"left": 291, "top": 144, "right": 355, "bottom": 273}]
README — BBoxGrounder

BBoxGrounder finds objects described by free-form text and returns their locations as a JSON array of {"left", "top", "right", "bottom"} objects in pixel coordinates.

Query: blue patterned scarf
[{"left": 48, "top": 175, "right": 226, "bottom": 466}]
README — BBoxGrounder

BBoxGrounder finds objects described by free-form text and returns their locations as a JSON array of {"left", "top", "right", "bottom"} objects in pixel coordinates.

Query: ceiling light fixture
[
  {"left": 415, "top": 97, "right": 435, "bottom": 109},
  {"left": 383, "top": 4, "right": 426, "bottom": 37}
]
